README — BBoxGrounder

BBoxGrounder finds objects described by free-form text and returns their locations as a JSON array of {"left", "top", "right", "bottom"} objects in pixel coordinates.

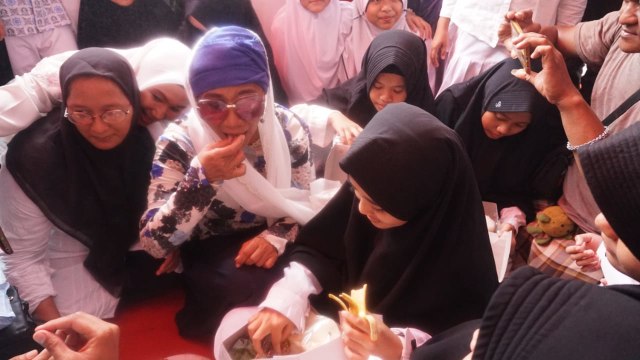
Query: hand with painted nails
[
  {"left": 10, "top": 312, "right": 119, "bottom": 360},
  {"left": 198, "top": 134, "right": 247, "bottom": 182}
]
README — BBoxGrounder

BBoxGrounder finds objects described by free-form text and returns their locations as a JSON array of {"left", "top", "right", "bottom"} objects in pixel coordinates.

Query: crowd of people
[{"left": 1, "top": 0, "right": 639, "bottom": 359}]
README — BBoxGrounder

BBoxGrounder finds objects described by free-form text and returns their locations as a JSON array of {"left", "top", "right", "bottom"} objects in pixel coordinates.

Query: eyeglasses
[
  {"left": 196, "top": 94, "right": 265, "bottom": 123},
  {"left": 64, "top": 108, "right": 131, "bottom": 126}
]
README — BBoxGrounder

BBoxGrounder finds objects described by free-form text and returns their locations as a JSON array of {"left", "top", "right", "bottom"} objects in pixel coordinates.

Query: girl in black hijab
[
  {"left": 0, "top": 48, "right": 158, "bottom": 322},
  {"left": 310, "top": 29, "right": 434, "bottom": 130},
  {"left": 435, "top": 58, "right": 567, "bottom": 220},
  {"left": 412, "top": 123, "right": 640, "bottom": 360},
  {"left": 245, "top": 103, "right": 498, "bottom": 358}
]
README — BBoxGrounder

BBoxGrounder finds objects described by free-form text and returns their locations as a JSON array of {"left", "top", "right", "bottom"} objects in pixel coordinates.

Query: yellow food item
[{"left": 329, "top": 284, "right": 378, "bottom": 341}]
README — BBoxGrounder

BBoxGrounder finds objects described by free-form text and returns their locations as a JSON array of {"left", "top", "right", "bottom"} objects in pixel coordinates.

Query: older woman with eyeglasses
[
  {"left": 0, "top": 48, "right": 159, "bottom": 322},
  {"left": 139, "top": 26, "right": 324, "bottom": 340}
]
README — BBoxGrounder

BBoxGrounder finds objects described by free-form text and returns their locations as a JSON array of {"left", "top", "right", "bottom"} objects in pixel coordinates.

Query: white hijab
[
  {"left": 185, "top": 28, "right": 323, "bottom": 225},
  {"left": 113, "top": 37, "right": 191, "bottom": 91},
  {"left": 270, "top": 0, "right": 354, "bottom": 104},
  {"left": 343, "top": 0, "right": 410, "bottom": 78}
]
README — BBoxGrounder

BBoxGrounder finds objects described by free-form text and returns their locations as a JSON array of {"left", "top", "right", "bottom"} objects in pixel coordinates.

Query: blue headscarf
[{"left": 189, "top": 26, "right": 270, "bottom": 98}]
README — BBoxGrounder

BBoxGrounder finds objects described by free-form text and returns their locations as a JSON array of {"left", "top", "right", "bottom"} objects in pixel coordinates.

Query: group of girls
[{"left": 0, "top": 1, "right": 589, "bottom": 359}]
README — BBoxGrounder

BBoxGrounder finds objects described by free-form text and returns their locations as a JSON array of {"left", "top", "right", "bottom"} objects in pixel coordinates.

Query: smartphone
[
  {"left": 0, "top": 225, "right": 12, "bottom": 255},
  {"left": 511, "top": 20, "right": 531, "bottom": 73}
]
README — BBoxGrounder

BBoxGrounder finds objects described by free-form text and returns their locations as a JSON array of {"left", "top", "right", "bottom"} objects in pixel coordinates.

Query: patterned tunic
[
  {"left": 0, "top": 0, "right": 71, "bottom": 37},
  {"left": 140, "top": 105, "right": 314, "bottom": 259}
]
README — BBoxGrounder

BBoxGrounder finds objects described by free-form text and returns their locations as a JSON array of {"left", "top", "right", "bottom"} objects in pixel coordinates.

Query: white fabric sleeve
[
  {"left": 498, "top": 206, "right": 526, "bottom": 234},
  {"left": 289, "top": 104, "right": 338, "bottom": 148},
  {"left": 0, "top": 170, "right": 56, "bottom": 312},
  {"left": 391, "top": 327, "right": 432, "bottom": 359},
  {"left": 439, "top": 0, "right": 456, "bottom": 18},
  {"left": 262, "top": 232, "right": 289, "bottom": 255},
  {"left": 259, "top": 261, "right": 322, "bottom": 331},
  {"left": 0, "top": 50, "right": 74, "bottom": 137}
]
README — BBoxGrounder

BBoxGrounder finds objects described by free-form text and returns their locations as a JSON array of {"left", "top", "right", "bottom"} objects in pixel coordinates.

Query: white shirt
[
  {"left": 440, "top": 0, "right": 587, "bottom": 47},
  {"left": 0, "top": 169, "right": 119, "bottom": 318}
]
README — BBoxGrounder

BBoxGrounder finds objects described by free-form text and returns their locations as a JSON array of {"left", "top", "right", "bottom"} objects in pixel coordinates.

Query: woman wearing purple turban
[{"left": 139, "top": 26, "right": 323, "bottom": 340}]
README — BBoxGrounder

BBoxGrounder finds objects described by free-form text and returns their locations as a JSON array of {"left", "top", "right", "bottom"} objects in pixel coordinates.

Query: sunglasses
[{"left": 197, "top": 94, "right": 265, "bottom": 123}]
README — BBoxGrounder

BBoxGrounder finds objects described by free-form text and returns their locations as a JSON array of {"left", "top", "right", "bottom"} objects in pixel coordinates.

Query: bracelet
[{"left": 566, "top": 126, "right": 610, "bottom": 151}]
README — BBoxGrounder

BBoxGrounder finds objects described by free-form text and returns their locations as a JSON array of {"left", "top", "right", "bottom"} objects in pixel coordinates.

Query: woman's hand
[
  {"left": 566, "top": 233, "right": 602, "bottom": 272},
  {"left": 10, "top": 312, "right": 120, "bottom": 360},
  {"left": 198, "top": 135, "right": 246, "bottom": 182},
  {"left": 234, "top": 235, "right": 278, "bottom": 269},
  {"left": 248, "top": 308, "right": 296, "bottom": 357},
  {"left": 155, "top": 248, "right": 181, "bottom": 275},
  {"left": 405, "top": 11, "right": 432, "bottom": 40},
  {"left": 339, "top": 311, "right": 403, "bottom": 360},
  {"left": 328, "top": 112, "right": 363, "bottom": 145},
  {"left": 429, "top": 18, "right": 450, "bottom": 68}
]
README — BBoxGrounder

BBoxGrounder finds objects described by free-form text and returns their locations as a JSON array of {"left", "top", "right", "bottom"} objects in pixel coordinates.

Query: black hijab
[
  {"left": 580, "top": 122, "right": 640, "bottom": 260},
  {"left": 6, "top": 48, "right": 155, "bottom": 296},
  {"left": 435, "top": 58, "right": 566, "bottom": 218},
  {"left": 311, "top": 30, "right": 434, "bottom": 127},
  {"left": 291, "top": 103, "right": 498, "bottom": 334},
  {"left": 470, "top": 266, "right": 640, "bottom": 360}
]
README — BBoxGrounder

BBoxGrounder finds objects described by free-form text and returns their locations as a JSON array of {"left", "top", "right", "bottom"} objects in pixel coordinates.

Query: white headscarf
[
  {"left": 113, "top": 37, "right": 191, "bottom": 91},
  {"left": 270, "top": 0, "right": 354, "bottom": 104},
  {"left": 185, "top": 27, "right": 322, "bottom": 225},
  {"left": 343, "top": 0, "right": 410, "bottom": 78}
]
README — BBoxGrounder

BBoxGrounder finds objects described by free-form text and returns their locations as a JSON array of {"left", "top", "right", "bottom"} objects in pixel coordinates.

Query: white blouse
[{"left": 0, "top": 169, "right": 119, "bottom": 318}]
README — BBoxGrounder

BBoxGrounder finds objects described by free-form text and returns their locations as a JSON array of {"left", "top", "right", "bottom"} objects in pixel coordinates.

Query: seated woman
[
  {"left": 435, "top": 57, "right": 567, "bottom": 226},
  {"left": 0, "top": 48, "right": 158, "bottom": 322},
  {"left": 412, "top": 123, "right": 640, "bottom": 360},
  {"left": 244, "top": 103, "right": 498, "bottom": 359},
  {"left": 139, "top": 26, "right": 324, "bottom": 340},
  {"left": 0, "top": 37, "right": 191, "bottom": 139}
]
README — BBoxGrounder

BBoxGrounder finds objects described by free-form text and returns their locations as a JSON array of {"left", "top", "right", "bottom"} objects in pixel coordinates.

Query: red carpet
[{"left": 112, "top": 289, "right": 213, "bottom": 360}]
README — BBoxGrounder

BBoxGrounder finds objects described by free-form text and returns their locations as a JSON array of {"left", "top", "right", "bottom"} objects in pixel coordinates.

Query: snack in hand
[{"left": 328, "top": 284, "right": 378, "bottom": 341}]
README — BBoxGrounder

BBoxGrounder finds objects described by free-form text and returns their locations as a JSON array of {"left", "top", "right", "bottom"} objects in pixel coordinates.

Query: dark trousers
[{"left": 176, "top": 230, "right": 289, "bottom": 341}]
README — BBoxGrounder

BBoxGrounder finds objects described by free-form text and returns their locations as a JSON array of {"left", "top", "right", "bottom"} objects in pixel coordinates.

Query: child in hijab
[
  {"left": 139, "top": 26, "right": 331, "bottom": 340},
  {"left": 0, "top": 37, "right": 191, "bottom": 139},
  {"left": 435, "top": 57, "right": 566, "bottom": 228},
  {"left": 293, "top": 30, "right": 433, "bottom": 177},
  {"left": 270, "top": 0, "right": 354, "bottom": 104},
  {"left": 242, "top": 103, "right": 498, "bottom": 359},
  {"left": 0, "top": 48, "right": 157, "bottom": 322},
  {"left": 343, "top": 0, "right": 416, "bottom": 79},
  {"left": 413, "top": 122, "right": 640, "bottom": 360}
]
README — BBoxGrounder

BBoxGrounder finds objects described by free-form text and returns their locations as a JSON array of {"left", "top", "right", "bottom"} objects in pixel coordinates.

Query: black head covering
[
  {"left": 580, "top": 123, "right": 640, "bottom": 260},
  {"left": 470, "top": 266, "right": 640, "bottom": 360},
  {"left": 311, "top": 30, "right": 434, "bottom": 127},
  {"left": 6, "top": 48, "right": 155, "bottom": 296},
  {"left": 291, "top": 103, "right": 498, "bottom": 334},
  {"left": 435, "top": 58, "right": 566, "bottom": 217}
]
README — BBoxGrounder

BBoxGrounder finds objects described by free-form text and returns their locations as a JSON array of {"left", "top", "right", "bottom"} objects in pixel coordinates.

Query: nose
[
  {"left": 357, "top": 198, "right": 373, "bottom": 217},
  {"left": 379, "top": 90, "right": 393, "bottom": 103},
  {"left": 223, "top": 107, "right": 245, "bottom": 126},
  {"left": 89, "top": 117, "right": 110, "bottom": 134},
  {"left": 150, "top": 102, "right": 169, "bottom": 122},
  {"left": 496, "top": 124, "right": 510, "bottom": 136}
]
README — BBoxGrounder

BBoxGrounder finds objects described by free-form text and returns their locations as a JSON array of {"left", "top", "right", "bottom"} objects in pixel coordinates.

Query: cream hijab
[
  {"left": 185, "top": 28, "right": 323, "bottom": 225},
  {"left": 343, "top": 0, "right": 410, "bottom": 78},
  {"left": 270, "top": 0, "right": 354, "bottom": 104}
]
